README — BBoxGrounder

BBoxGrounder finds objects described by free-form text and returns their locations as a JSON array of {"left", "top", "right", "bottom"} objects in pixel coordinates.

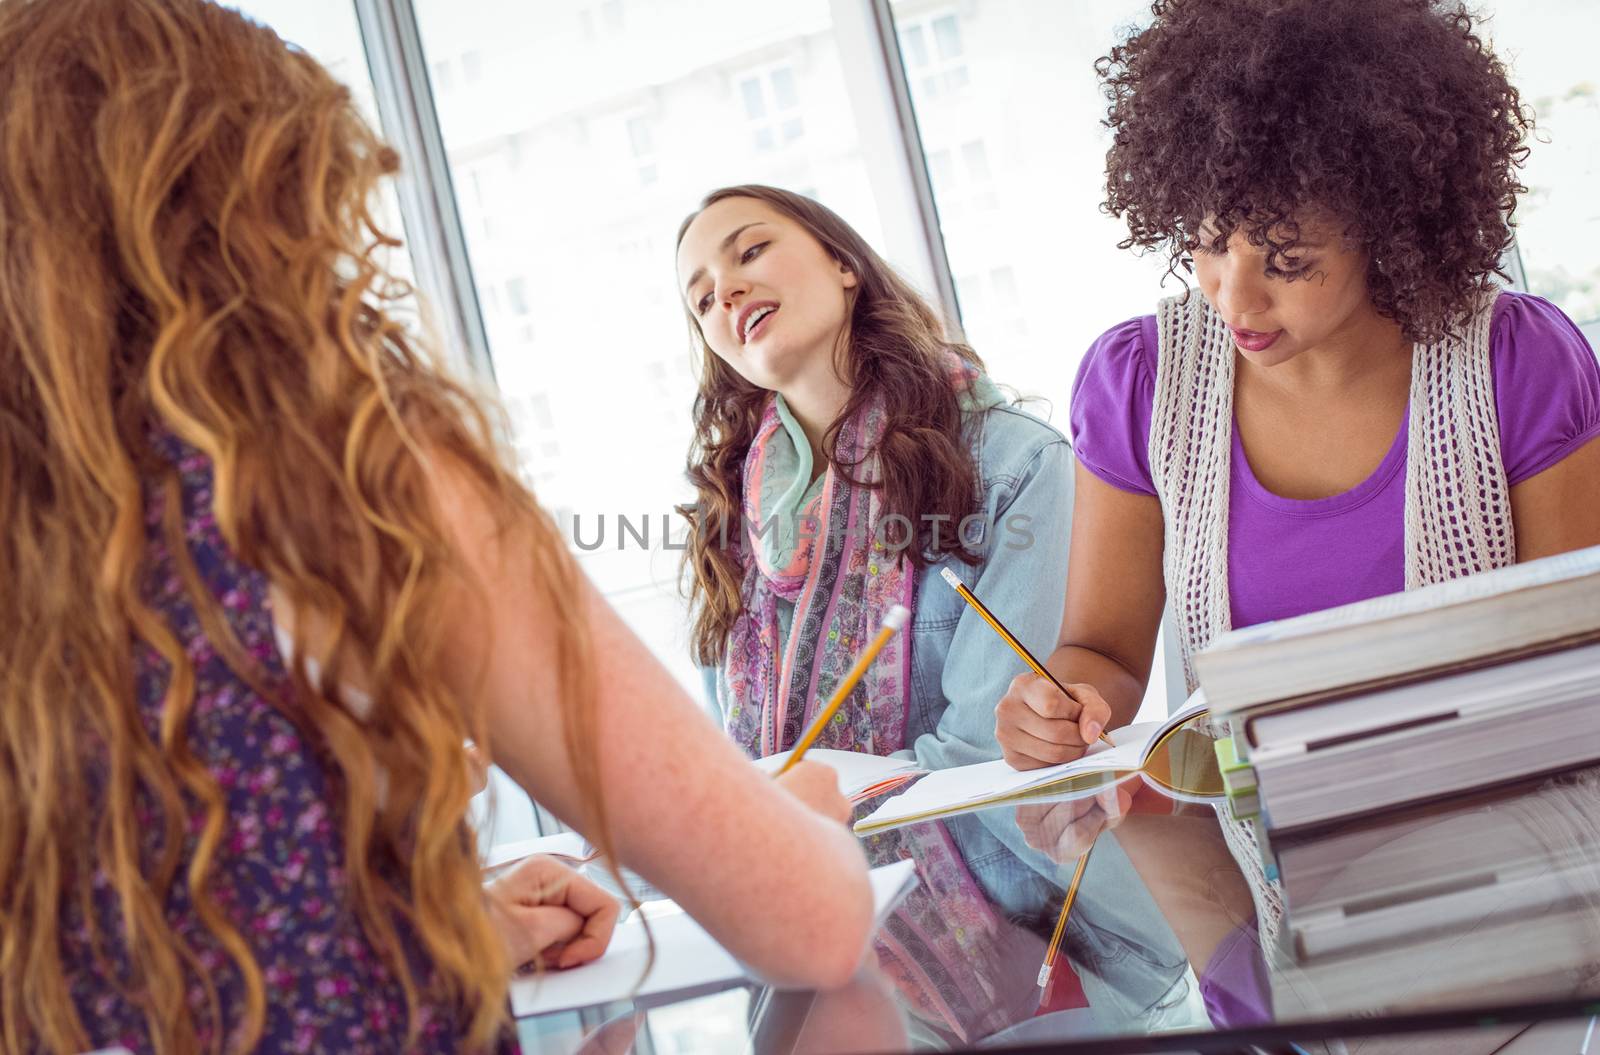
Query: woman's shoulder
[
  {"left": 1490, "top": 289, "right": 1595, "bottom": 358},
  {"left": 976, "top": 401, "right": 1068, "bottom": 454},
  {"left": 1071, "top": 315, "right": 1159, "bottom": 415},
  {"left": 1068, "top": 315, "right": 1161, "bottom": 496},
  {"left": 968, "top": 401, "right": 1069, "bottom": 486},
  {"left": 1489, "top": 290, "right": 1600, "bottom": 485}
]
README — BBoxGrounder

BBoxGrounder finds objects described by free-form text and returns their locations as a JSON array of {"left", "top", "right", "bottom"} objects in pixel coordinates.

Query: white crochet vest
[{"left": 1148, "top": 289, "right": 1516, "bottom": 949}]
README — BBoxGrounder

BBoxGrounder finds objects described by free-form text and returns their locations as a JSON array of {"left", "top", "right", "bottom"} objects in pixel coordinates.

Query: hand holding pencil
[
  {"left": 768, "top": 606, "right": 910, "bottom": 823},
  {"left": 772, "top": 761, "right": 855, "bottom": 825},
  {"left": 993, "top": 668, "right": 1117, "bottom": 772},
  {"left": 938, "top": 568, "right": 1116, "bottom": 771}
]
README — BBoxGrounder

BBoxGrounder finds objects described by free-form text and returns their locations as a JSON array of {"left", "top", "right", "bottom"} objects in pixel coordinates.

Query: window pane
[
  {"left": 902, "top": 24, "right": 929, "bottom": 68},
  {"left": 991, "top": 265, "right": 1017, "bottom": 305},
  {"left": 505, "top": 277, "right": 530, "bottom": 316},
  {"left": 932, "top": 14, "right": 963, "bottom": 60},
  {"left": 960, "top": 139, "right": 992, "bottom": 184},
  {"left": 889, "top": 0, "right": 1192, "bottom": 720},
  {"left": 225, "top": 2, "right": 422, "bottom": 328},
  {"left": 626, "top": 114, "right": 654, "bottom": 156},
  {"left": 739, "top": 76, "right": 766, "bottom": 119},
  {"left": 410, "top": 0, "right": 933, "bottom": 727},
  {"left": 1481, "top": 4, "right": 1600, "bottom": 327},
  {"left": 891, "top": 0, "right": 1164, "bottom": 415},
  {"left": 771, "top": 66, "right": 800, "bottom": 110},
  {"left": 432, "top": 58, "right": 455, "bottom": 93}
]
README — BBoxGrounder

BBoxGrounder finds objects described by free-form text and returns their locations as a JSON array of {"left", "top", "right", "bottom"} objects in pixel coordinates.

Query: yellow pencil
[
  {"left": 774, "top": 604, "right": 911, "bottom": 777},
  {"left": 939, "top": 567, "right": 1114, "bottom": 747},
  {"left": 1038, "top": 846, "right": 1093, "bottom": 990}
]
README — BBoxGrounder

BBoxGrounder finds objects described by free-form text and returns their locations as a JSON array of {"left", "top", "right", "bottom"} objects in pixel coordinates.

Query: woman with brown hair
[
  {"left": 675, "top": 187, "right": 1187, "bottom": 1041},
  {"left": 0, "top": 3, "right": 874, "bottom": 1053},
  {"left": 677, "top": 184, "right": 1074, "bottom": 792}
]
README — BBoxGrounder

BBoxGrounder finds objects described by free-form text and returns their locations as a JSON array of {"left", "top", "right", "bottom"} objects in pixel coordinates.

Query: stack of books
[{"left": 1196, "top": 545, "right": 1600, "bottom": 1015}]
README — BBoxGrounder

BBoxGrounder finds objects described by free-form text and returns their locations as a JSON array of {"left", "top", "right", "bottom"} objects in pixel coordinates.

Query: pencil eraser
[
  {"left": 938, "top": 567, "right": 961, "bottom": 588},
  {"left": 883, "top": 604, "right": 911, "bottom": 631}
]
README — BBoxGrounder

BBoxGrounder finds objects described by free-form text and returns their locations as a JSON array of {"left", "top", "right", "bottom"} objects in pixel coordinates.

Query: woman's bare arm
[
  {"left": 430, "top": 464, "right": 875, "bottom": 988},
  {"left": 1510, "top": 434, "right": 1600, "bottom": 561}
]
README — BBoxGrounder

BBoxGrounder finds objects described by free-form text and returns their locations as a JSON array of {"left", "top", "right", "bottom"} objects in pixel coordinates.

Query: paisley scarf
[{"left": 717, "top": 359, "right": 1025, "bottom": 1041}]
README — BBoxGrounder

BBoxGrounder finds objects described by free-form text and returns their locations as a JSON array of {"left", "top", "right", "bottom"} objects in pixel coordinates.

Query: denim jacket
[{"left": 706, "top": 402, "right": 1189, "bottom": 1025}]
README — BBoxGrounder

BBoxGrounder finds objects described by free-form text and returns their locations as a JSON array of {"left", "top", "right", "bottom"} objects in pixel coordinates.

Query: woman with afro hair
[{"left": 991, "top": 0, "right": 1600, "bottom": 1028}]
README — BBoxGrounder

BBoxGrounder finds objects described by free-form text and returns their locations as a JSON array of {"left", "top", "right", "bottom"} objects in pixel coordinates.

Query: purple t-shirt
[{"left": 1070, "top": 291, "right": 1600, "bottom": 629}]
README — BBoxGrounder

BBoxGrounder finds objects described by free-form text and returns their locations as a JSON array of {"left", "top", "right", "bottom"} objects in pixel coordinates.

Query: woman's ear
[{"left": 840, "top": 263, "right": 858, "bottom": 290}]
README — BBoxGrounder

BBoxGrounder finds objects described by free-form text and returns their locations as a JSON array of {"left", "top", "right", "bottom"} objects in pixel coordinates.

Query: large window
[
  {"left": 408, "top": 0, "right": 940, "bottom": 709},
  {"left": 889, "top": 0, "right": 1167, "bottom": 418},
  {"left": 228, "top": 0, "right": 1600, "bottom": 840},
  {"left": 1482, "top": 2, "right": 1600, "bottom": 333},
  {"left": 888, "top": 0, "right": 1176, "bottom": 717}
]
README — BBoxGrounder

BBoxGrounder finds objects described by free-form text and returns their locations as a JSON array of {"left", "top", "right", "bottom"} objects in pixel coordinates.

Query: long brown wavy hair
[
  {"left": 677, "top": 185, "right": 986, "bottom": 667},
  {"left": 0, "top": 1, "right": 612, "bottom": 1052}
]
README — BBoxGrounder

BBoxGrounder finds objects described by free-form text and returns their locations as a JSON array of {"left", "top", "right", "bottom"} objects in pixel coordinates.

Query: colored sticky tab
[{"left": 1214, "top": 737, "right": 1261, "bottom": 821}]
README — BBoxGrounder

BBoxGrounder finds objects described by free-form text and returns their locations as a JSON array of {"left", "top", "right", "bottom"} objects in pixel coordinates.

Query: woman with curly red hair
[
  {"left": 992, "top": 0, "right": 1600, "bottom": 1026},
  {"left": 0, "top": 2, "right": 877, "bottom": 1052}
]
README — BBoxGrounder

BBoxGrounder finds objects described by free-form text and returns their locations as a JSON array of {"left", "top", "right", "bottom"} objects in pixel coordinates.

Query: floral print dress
[{"left": 59, "top": 434, "right": 515, "bottom": 1054}]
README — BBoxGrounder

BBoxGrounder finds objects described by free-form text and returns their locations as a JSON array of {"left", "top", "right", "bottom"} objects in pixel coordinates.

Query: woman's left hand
[{"left": 487, "top": 854, "right": 621, "bottom": 970}]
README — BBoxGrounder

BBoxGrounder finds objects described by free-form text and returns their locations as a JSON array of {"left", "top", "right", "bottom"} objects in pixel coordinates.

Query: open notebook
[
  {"left": 853, "top": 693, "right": 1214, "bottom": 835},
  {"left": 749, "top": 748, "right": 926, "bottom": 803},
  {"left": 509, "top": 859, "right": 920, "bottom": 1017}
]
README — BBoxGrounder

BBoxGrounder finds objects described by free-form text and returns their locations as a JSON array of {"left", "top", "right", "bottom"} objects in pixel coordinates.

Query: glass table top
[{"left": 512, "top": 730, "right": 1600, "bottom": 1054}]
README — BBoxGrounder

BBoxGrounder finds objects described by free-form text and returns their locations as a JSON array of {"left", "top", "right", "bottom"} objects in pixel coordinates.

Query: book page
[
  {"left": 1144, "top": 689, "right": 1211, "bottom": 766},
  {"left": 853, "top": 732, "right": 1155, "bottom": 832},
  {"left": 750, "top": 748, "right": 924, "bottom": 801}
]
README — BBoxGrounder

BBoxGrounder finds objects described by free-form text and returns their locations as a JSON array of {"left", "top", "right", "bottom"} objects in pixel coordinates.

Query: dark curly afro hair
[{"left": 1098, "top": 0, "right": 1533, "bottom": 341}]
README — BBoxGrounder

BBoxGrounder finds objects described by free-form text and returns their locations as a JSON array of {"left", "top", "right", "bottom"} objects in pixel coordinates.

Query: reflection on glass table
[{"left": 511, "top": 727, "right": 1600, "bottom": 1054}]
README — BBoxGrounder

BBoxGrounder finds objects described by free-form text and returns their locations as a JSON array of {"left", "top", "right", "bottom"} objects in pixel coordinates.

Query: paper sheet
[
  {"left": 509, "top": 859, "right": 919, "bottom": 1017},
  {"left": 484, "top": 830, "right": 592, "bottom": 872},
  {"left": 852, "top": 727, "right": 1157, "bottom": 832},
  {"left": 750, "top": 749, "right": 925, "bottom": 802}
]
